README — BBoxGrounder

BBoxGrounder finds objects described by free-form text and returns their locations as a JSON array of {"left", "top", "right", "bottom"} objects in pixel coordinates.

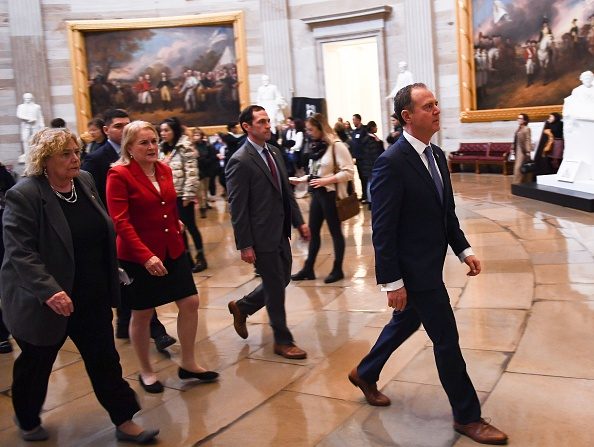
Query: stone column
[
  {"left": 259, "top": 0, "right": 294, "bottom": 102},
  {"left": 8, "top": 0, "right": 52, "bottom": 122},
  {"left": 402, "top": 0, "right": 436, "bottom": 91}
]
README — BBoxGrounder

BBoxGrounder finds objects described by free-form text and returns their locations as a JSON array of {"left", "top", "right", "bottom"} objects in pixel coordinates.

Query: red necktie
[{"left": 263, "top": 147, "right": 279, "bottom": 188}]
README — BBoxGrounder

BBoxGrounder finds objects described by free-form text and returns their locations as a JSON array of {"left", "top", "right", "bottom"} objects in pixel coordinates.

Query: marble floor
[{"left": 1, "top": 173, "right": 594, "bottom": 446}]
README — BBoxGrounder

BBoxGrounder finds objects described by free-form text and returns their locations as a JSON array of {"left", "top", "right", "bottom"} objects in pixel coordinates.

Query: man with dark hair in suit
[
  {"left": 81, "top": 108, "right": 175, "bottom": 351},
  {"left": 348, "top": 84, "right": 508, "bottom": 445},
  {"left": 350, "top": 113, "right": 369, "bottom": 202},
  {"left": 226, "top": 105, "right": 310, "bottom": 359}
]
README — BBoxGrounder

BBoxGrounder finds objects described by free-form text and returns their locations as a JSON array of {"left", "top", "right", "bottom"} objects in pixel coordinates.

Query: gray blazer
[
  {"left": 0, "top": 171, "right": 120, "bottom": 346},
  {"left": 225, "top": 141, "right": 304, "bottom": 252}
]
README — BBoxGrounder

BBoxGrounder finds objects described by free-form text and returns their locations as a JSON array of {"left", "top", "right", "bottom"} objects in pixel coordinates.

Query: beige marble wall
[{"left": 0, "top": 0, "right": 519, "bottom": 164}]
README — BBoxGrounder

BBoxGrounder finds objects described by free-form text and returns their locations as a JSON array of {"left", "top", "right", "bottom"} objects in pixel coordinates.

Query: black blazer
[
  {"left": 81, "top": 140, "right": 119, "bottom": 205},
  {"left": 370, "top": 136, "right": 470, "bottom": 291},
  {"left": 0, "top": 171, "right": 120, "bottom": 346},
  {"left": 225, "top": 141, "right": 304, "bottom": 252}
]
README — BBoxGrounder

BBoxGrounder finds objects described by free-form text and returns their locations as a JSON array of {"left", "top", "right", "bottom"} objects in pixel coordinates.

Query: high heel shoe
[
  {"left": 324, "top": 271, "right": 344, "bottom": 284},
  {"left": 291, "top": 269, "right": 315, "bottom": 281},
  {"left": 115, "top": 427, "right": 160, "bottom": 444},
  {"left": 178, "top": 367, "right": 219, "bottom": 382}
]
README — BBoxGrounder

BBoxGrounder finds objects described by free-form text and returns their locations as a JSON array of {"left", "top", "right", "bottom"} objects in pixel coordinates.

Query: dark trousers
[
  {"left": 357, "top": 285, "right": 481, "bottom": 424},
  {"left": 177, "top": 197, "right": 203, "bottom": 253},
  {"left": 116, "top": 304, "right": 166, "bottom": 339},
  {"left": 12, "top": 300, "right": 140, "bottom": 430},
  {"left": 359, "top": 175, "right": 369, "bottom": 201},
  {"left": 0, "top": 308, "right": 9, "bottom": 341},
  {"left": 304, "top": 189, "right": 345, "bottom": 274},
  {"left": 235, "top": 237, "right": 293, "bottom": 345}
]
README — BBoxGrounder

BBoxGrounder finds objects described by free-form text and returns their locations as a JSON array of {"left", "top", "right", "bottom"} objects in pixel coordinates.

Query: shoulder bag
[{"left": 331, "top": 142, "right": 360, "bottom": 221}]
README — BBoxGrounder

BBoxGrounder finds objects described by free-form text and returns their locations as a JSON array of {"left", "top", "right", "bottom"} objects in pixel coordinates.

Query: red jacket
[{"left": 106, "top": 160, "right": 185, "bottom": 264}]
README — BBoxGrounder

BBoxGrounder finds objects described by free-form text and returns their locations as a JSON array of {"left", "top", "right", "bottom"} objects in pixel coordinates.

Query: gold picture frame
[
  {"left": 67, "top": 12, "right": 249, "bottom": 135},
  {"left": 454, "top": 0, "right": 584, "bottom": 123}
]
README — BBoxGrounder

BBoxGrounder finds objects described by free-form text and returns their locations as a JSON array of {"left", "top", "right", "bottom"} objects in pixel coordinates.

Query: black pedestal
[{"left": 511, "top": 182, "right": 594, "bottom": 212}]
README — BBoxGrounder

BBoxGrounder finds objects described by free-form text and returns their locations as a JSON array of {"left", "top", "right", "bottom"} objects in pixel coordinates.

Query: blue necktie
[{"left": 424, "top": 146, "right": 443, "bottom": 204}]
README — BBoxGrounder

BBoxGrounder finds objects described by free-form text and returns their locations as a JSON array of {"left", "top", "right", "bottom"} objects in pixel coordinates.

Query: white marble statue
[
  {"left": 16, "top": 92, "right": 44, "bottom": 157},
  {"left": 256, "top": 75, "right": 286, "bottom": 131},
  {"left": 386, "top": 61, "right": 415, "bottom": 99},
  {"left": 563, "top": 70, "right": 594, "bottom": 121}
]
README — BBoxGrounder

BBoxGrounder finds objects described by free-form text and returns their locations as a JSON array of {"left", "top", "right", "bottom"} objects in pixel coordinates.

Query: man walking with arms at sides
[
  {"left": 348, "top": 84, "right": 508, "bottom": 445},
  {"left": 81, "top": 108, "right": 176, "bottom": 352},
  {"left": 226, "top": 105, "right": 310, "bottom": 359}
]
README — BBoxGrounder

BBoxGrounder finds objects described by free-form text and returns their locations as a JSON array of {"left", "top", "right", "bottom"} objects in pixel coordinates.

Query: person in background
[
  {"left": 290, "top": 113, "right": 354, "bottom": 284},
  {"left": 85, "top": 117, "right": 107, "bottom": 154},
  {"left": 107, "top": 121, "right": 218, "bottom": 394},
  {"left": 1, "top": 127, "right": 158, "bottom": 443},
  {"left": 333, "top": 117, "right": 350, "bottom": 144},
  {"left": 358, "top": 121, "right": 385, "bottom": 207},
  {"left": 543, "top": 112, "right": 564, "bottom": 173},
  {"left": 513, "top": 113, "right": 532, "bottom": 183},
  {"left": 159, "top": 117, "right": 208, "bottom": 273},
  {"left": 0, "top": 161, "right": 16, "bottom": 354},
  {"left": 49, "top": 118, "right": 66, "bottom": 128},
  {"left": 193, "top": 128, "right": 219, "bottom": 219},
  {"left": 386, "top": 113, "right": 403, "bottom": 145},
  {"left": 350, "top": 114, "right": 369, "bottom": 202}
]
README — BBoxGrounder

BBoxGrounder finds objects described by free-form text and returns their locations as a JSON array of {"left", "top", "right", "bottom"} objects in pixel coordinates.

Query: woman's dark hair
[
  {"left": 367, "top": 121, "right": 377, "bottom": 131},
  {"left": 519, "top": 113, "right": 530, "bottom": 125},
  {"left": 160, "top": 116, "right": 183, "bottom": 145},
  {"left": 87, "top": 117, "right": 107, "bottom": 138},
  {"left": 550, "top": 112, "right": 562, "bottom": 122},
  {"left": 394, "top": 82, "right": 428, "bottom": 124},
  {"left": 294, "top": 118, "right": 305, "bottom": 133}
]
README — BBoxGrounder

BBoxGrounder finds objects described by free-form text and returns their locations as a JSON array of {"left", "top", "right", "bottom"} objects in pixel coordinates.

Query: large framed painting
[
  {"left": 456, "top": 0, "right": 594, "bottom": 122},
  {"left": 67, "top": 12, "right": 248, "bottom": 134}
]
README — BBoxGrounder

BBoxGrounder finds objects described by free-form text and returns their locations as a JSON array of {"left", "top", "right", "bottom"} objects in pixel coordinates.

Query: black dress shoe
[
  {"left": 138, "top": 375, "right": 164, "bottom": 393},
  {"left": 115, "top": 326, "right": 129, "bottom": 339},
  {"left": 154, "top": 334, "right": 176, "bottom": 352},
  {"left": 178, "top": 367, "right": 219, "bottom": 382},
  {"left": 291, "top": 269, "right": 316, "bottom": 281},
  {"left": 0, "top": 340, "right": 13, "bottom": 353},
  {"left": 115, "top": 427, "right": 160, "bottom": 444},
  {"left": 324, "top": 271, "right": 344, "bottom": 283}
]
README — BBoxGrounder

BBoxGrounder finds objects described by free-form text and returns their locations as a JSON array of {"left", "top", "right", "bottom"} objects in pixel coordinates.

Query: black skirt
[{"left": 119, "top": 254, "right": 197, "bottom": 310}]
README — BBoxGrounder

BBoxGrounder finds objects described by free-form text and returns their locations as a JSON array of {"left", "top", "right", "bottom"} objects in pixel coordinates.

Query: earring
[{"left": 43, "top": 168, "right": 48, "bottom": 177}]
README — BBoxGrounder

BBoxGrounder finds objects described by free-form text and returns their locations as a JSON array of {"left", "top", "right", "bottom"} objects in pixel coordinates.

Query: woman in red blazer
[{"left": 107, "top": 121, "right": 217, "bottom": 393}]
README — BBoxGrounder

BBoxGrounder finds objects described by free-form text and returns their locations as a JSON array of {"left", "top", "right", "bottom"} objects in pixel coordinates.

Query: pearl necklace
[{"left": 51, "top": 179, "right": 77, "bottom": 203}]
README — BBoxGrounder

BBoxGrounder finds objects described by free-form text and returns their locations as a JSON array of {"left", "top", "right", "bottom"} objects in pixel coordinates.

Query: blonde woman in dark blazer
[{"left": 513, "top": 113, "right": 532, "bottom": 183}]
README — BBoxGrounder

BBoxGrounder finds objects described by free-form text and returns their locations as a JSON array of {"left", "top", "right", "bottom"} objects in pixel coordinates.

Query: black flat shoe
[
  {"left": 138, "top": 375, "right": 164, "bottom": 393},
  {"left": 324, "top": 271, "right": 344, "bottom": 283},
  {"left": 178, "top": 367, "right": 219, "bottom": 382},
  {"left": 291, "top": 269, "right": 316, "bottom": 281},
  {"left": 115, "top": 427, "right": 159, "bottom": 444}
]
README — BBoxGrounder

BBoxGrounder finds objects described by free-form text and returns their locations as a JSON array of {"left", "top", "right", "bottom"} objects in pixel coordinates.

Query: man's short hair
[
  {"left": 238, "top": 105, "right": 265, "bottom": 134},
  {"left": 227, "top": 121, "right": 238, "bottom": 131},
  {"left": 50, "top": 118, "right": 66, "bottom": 128},
  {"left": 352, "top": 114, "right": 362, "bottom": 120},
  {"left": 394, "top": 82, "right": 427, "bottom": 124},
  {"left": 103, "top": 109, "right": 129, "bottom": 126}
]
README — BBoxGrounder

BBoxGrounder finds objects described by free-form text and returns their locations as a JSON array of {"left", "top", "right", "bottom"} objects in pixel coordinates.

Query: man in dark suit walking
[
  {"left": 81, "top": 109, "right": 175, "bottom": 351},
  {"left": 348, "top": 84, "right": 508, "bottom": 445},
  {"left": 226, "top": 105, "right": 310, "bottom": 359}
]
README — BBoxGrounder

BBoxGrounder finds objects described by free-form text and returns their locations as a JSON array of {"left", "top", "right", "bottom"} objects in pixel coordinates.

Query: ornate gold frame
[
  {"left": 455, "top": 0, "right": 562, "bottom": 123},
  {"left": 67, "top": 12, "right": 249, "bottom": 135}
]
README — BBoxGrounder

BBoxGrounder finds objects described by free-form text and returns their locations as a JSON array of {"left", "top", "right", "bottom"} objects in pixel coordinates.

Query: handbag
[{"left": 331, "top": 142, "right": 360, "bottom": 221}]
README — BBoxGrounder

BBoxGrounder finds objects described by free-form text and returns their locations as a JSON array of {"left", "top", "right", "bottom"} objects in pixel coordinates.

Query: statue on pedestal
[
  {"left": 256, "top": 75, "right": 286, "bottom": 132},
  {"left": 16, "top": 93, "right": 44, "bottom": 158},
  {"left": 386, "top": 61, "right": 415, "bottom": 99},
  {"left": 563, "top": 70, "right": 594, "bottom": 121}
]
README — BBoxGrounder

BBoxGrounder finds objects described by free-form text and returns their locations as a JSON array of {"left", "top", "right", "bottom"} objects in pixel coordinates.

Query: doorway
[{"left": 322, "top": 37, "right": 383, "bottom": 138}]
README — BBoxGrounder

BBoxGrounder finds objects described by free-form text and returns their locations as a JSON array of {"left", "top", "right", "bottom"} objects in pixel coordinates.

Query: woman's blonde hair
[
  {"left": 113, "top": 120, "right": 159, "bottom": 166},
  {"left": 306, "top": 113, "right": 337, "bottom": 145},
  {"left": 24, "top": 127, "right": 80, "bottom": 176}
]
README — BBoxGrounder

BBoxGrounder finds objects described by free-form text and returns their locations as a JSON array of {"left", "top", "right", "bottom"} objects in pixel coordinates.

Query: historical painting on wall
[
  {"left": 457, "top": 1, "right": 594, "bottom": 122},
  {"left": 67, "top": 13, "right": 248, "bottom": 133}
]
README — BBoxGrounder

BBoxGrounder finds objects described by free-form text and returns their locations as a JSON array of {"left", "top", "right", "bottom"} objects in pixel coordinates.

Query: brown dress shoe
[
  {"left": 228, "top": 301, "right": 248, "bottom": 339},
  {"left": 273, "top": 343, "right": 307, "bottom": 359},
  {"left": 454, "top": 418, "right": 508, "bottom": 445},
  {"left": 348, "top": 368, "right": 391, "bottom": 406}
]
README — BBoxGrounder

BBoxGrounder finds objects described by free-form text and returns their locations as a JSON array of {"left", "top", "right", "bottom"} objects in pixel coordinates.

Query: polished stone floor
[{"left": 1, "top": 173, "right": 594, "bottom": 446}]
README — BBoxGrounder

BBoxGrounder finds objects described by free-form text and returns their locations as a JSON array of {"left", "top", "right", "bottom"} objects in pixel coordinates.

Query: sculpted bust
[
  {"left": 256, "top": 75, "right": 286, "bottom": 130},
  {"left": 563, "top": 70, "right": 594, "bottom": 121}
]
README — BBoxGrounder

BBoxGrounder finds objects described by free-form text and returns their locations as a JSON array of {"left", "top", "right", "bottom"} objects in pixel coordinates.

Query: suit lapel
[
  {"left": 39, "top": 178, "right": 74, "bottom": 262},
  {"left": 247, "top": 143, "right": 280, "bottom": 192},
  {"left": 130, "top": 159, "right": 162, "bottom": 197}
]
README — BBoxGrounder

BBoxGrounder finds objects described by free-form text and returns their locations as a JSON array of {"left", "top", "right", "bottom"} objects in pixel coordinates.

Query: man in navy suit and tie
[{"left": 348, "top": 84, "right": 508, "bottom": 445}]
